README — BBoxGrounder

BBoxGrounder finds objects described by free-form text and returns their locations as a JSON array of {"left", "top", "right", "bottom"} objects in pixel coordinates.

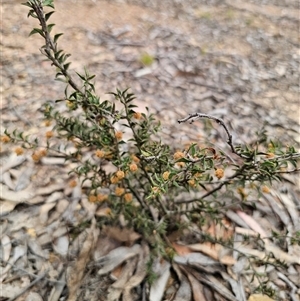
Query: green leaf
[
  {"left": 76, "top": 72, "right": 86, "bottom": 81},
  {"left": 289, "top": 159, "right": 297, "bottom": 168},
  {"left": 55, "top": 77, "right": 67, "bottom": 83},
  {"left": 172, "top": 181, "right": 180, "bottom": 188},
  {"left": 154, "top": 173, "right": 162, "bottom": 184},
  {"left": 29, "top": 28, "right": 45, "bottom": 37},
  {"left": 89, "top": 83, "right": 95, "bottom": 92},
  {"left": 54, "top": 50, "right": 63, "bottom": 59},
  {"left": 43, "top": 0, "right": 55, "bottom": 9},
  {"left": 189, "top": 144, "right": 197, "bottom": 156},
  {"left": 64, "top": 62, "right": 71, "bottom": 71},
  {"left": 141, "top": 150, "right": 153, "bottom": 157},
  {"left": 22, "top": 2, "right": 32, "bottom": 8},
  {"left": 55, "top": 72, "right": 63, "bottom": 78},
  {"left": 58, "top": 53, "right": 70, "bottom": 63},
  {"left": 199, "top": 183, "right": 207, "bottom": 190},
  {"left": 47, "top": 23, "right": 55, "bottom": 33},
  {"left": 45, "top": 11, "right": 55, "bottom": 21},
  {"left": 176, "top": 157, "right": 192, "bottom": 163},
  {"left": 27, "top": 10, "right": 38, "bottom": 18},
  {"left": 54, "top": 33, "right": 63, "bottom": 43}
]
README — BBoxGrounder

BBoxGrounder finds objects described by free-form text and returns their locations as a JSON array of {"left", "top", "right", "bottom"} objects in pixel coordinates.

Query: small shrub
[{"left": 5, "top": 0, "right": 300, "bottom": 297}]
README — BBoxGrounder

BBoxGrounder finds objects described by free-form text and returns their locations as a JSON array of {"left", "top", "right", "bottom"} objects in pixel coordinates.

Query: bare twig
[
  {"left": 267, "top": 152, "right": 300, "bottom": 162},
  {"left": 178, "top": 113, "right": 246, "bottom": 158},
  {"left": 0, "top": 259, "right": 65, "bottom": 285},
  {"left": 9, "top": 270, "right": 49, "bottom": 301},
  {"left": 274, "top": 167, "right": 300, "bottom": 174}
]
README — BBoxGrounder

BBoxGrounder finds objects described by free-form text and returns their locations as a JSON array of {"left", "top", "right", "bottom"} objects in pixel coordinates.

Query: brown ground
[{"left": 1, "top": 0, "right": 300, "bottom": 300}]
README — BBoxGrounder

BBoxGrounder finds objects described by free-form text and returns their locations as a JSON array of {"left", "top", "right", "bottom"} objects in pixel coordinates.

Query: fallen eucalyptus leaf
[
  {"left": 1, "top": 235, "right": 11, "bottom": 262},
  {"left": 97, "top": 244, "right": 141, "bottom": 275},
  {"left": 123, "top": 243, "right": 150, "bottom": 301},
  {"left": 175, "top": 251, "right": 219, "bottom": 266},
  {"left": 149, "top": 260, "right": 171, "bottom": 301},
  {"left": 0, "top": 183, "right": 35, "bottom": 202},
  {"left": 1, "top": 153, "right": 26, "bottom": 174},
  {"left": 14, "top": 166, "right": 34, "bottom": 191},
  {"left": 173, "top": 263, "right": 192, "bottom": 301},
  {"left": 107, "top": 257, "right": 138, "bottom": 301},
  {"left": 66, "top": 218, "right": 99, "bottom": 301}
]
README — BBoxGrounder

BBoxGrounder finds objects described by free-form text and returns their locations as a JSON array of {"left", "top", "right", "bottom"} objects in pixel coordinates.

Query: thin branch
[
  {"left": 274, "top": 167, "right": 300, "bottom": 174},
  {"left": 1, "top": 259, "right": 65, "bottom": 285},
  {"left": 31, "top": 1, "right": 81, "bottom": 92},
  {"left": 178, "top": 113, "right": 247, "bottom": 158},
  {"left": 9, "top": 270, "right": 49, "bottom": 301},
  {"left": 266, "top": 152, "right": 300, "bottom": 162},
  {"left": 175, "top": 163, "right": 250, "bottom": 205}
]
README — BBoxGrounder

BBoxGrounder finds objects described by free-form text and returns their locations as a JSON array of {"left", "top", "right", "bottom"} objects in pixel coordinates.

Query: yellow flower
[
  {"left": 116, "top": 170, "right": 125, "bottom": 180},
  {"left": 129, "top": 163, "right": 138, "bottom": 172},
  {"left": 88, "top": 195, "right": 97, "bottom": 203},
  {"left": 133, "top": 112, "right": 142, "bottom": 119},
  {"left": 26, "top": 228, "right": 36, "bottom": 238},
  {"left": 188, "top": 179, "right": 196, "bottom": 187},
  {"left": 237, "top": 187, "right": 247, "bottom": 198},
  {"left": 97, "top": 194, "right": 108, "bottom": 202},
  {"left": 266, "top": 153, "right": 275, "bottom": 158},
  {"left": 194, "top": 172, "right": 202, "bottom": 179},
  {"left": 110, "top": 175, "right": 119, "bottom": 184},
  {"left": 152, "top": 186, "right": 160, "bottom": 194},
  {"left": 39, "top": 148, "right": 47, "bottom": 157},
  {"left": 1, "top": 135, "right": 10, "bottom": 143},
  {"left": 66, "top": 100, "right": 75, "bottom": 109},
  {"left": 32, "top": 151, "right": 41, "bottom": 162},
  {"left": 215, "top": 168, "right": 224, "bottom": 179},
  {"left": 115, "top": 187, "right": 125, "bottom": 196},
  {"left": 97, "top": 117, "right": 106, "bottom": 125},
  {"left": 44, "top": 105, "right": 50, "bottom": 113},
  {"left": 176, "top": 162, "right": 185, "bottom": 168},
  {"left": 124, "top": 193, "right": 133, "bottom": 203},
  {"left": 105, "top": 208, "right": 112, "bottom": 215},
  {"left": 173, "top": 151, "right": 184, "bottom": 160},
  {"left": 115, "top": 131, "right": 123, "bottom": 140},
  {"left": 69, "top": 180, "right": 77, "bottom": 188},
  {"left": 249, "top": 182, "right": 257, "bottom": 189},
  {"left": 44, "top": 120, "right": 52, "bottom": 127},
  {"left": 261, "top": 185, "right": 270, "bottom": 194},
  {"left": 31, "top": 149, "right": 47, "bottom": 162},
  {"left": 162, "top": 171, "right": 170, "bottom": 180},
  {"left": 45, "top": 131, "right": 54, "bottom": 139},
  {"left": 14, "top": 147, "right": 24, "bottom": 156},
  {"left": 132, "top": 155, "right": 140, "bottom": 163},
  {"left": 104, "top": 151, "right": 113, "bottom": 160},
  {"left": 95, "top": 149, "right": 105, "bottom": 158}
]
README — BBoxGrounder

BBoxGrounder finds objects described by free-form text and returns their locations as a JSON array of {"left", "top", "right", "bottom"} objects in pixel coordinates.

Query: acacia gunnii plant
[{"left": 2, "top": 0, "right": 300, "bottom": 298}]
